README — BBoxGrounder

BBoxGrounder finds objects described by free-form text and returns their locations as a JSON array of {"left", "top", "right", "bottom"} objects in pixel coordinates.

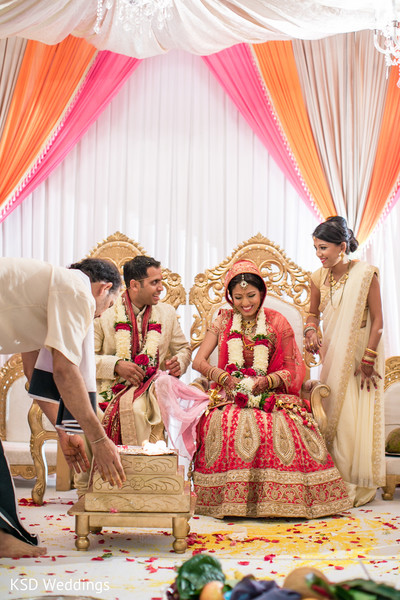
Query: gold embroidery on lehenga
[
  {"left": 296, "top": 422, "right": 327, "bottom": 464},
  {"left": 205, "top": 409, "right": 223, "bottom": 467},
  {"left": 273, "top": 412, "right": 295, "bottom": 465},
  {"left": 234, "top": 410, "right": 260, "bottom": 462}
]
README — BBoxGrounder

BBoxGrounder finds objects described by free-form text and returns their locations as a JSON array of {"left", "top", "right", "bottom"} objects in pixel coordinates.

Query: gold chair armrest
[
  {"left": 301, "top": 380, "right": 329, "bottom": 437},
  {"left": 189, "top": 376, "right": 209, "bottom": 393}
]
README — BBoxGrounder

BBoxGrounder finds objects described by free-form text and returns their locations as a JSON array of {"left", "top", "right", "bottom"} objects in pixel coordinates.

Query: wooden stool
[{"left": 67, "top": 446, "right": 195, "bottom": 553}]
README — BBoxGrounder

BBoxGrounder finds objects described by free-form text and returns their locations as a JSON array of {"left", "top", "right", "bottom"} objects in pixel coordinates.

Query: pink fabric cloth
[
  {"left": 1, "top": 51, "right": 141, "bottom": 222},
  {"left": 202, "top": 45, "right": 319, "bottom": 217},
  {"left": 154, "top": 372, "right": 209, "bottom": 460}
]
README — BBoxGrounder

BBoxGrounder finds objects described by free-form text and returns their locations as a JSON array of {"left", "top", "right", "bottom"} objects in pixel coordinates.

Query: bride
[{"left": 188, "top": 259, "right": 351, "bottom": 519}]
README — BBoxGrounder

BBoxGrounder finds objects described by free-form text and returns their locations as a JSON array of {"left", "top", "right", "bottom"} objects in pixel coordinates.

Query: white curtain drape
[
  {"left": 0, "top": 37, "right": 26, "bottom": 138},
  {"left": 0, "top": 49, "right": 398, "bottom": 363},
  {"left": 361, "top": 207, "right": 400, "bottom": 360},
  {"left": 292, "top": 31, "right": 388, "bottom": 233}
]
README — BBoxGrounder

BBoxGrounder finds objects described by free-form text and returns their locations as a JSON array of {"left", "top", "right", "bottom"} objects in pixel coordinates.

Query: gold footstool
[{"left": 68, "top": 446, "right": 195, "bottom": 553}]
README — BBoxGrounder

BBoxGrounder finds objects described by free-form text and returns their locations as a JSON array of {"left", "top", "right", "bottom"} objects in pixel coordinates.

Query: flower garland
[
  {"left": 225, "top": 309, "right": 275, "bottom": 411},
  {"left": 99, "top": 295, "right": 162, "bottom": 402}
]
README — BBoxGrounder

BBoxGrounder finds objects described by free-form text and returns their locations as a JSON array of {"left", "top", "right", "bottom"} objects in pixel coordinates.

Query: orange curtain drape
[
  {"left": 0, "top": 36, "right": 97, "bottom": 212},
  {"left": 252, "top": 41, "right": 336, "bottom": 219},
  {"left": 357, "top": 65, "right": 400, "bottom": 244}
]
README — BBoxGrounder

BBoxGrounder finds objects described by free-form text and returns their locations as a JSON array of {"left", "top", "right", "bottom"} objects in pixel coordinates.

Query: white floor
[{"left": 0, "top": 476, "right": 399, "bottom": 600}]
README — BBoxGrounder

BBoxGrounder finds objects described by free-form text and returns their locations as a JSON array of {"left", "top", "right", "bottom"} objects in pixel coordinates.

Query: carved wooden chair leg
[
  {"left": 172, "top": 516, "right": 189, "bottom": 553},
  {"left": 381, "top": 475, "right": 397, "bottom": 501},
  {"left": 75, "top": 514, "right": 90, "bottom": 551},
  {"left": 28, "top": 400, "right": 58, "bottom": 505},
  {"left": 30, "top": 439, "right": 47, "bottom": 506}
]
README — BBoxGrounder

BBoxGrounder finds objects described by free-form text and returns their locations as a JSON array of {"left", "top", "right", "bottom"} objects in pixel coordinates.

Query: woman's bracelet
[
  {"left": 304, "top": 325, "right": 317, "bottom": 337},
  {"left": 205, "top": 366, "right": 227, "bottom": 384},
  {"left": 91, "top": 434, "right": 108, "bottom": 445},
  {"left": 267, "top": 373, "right": 280, "bottom": 389},
  {"left": 307, "top": 312, "right": 319, "bottom": 318},
  {"left": 205, "top": 366, "right": 216, "bottom": 381},
  {"left": 364, "top": 347, "right": 378, "bottom": 356},
  {"left": 218, "top": 371, "right": 229, "bottom": 385},
  {"left": 25, "top": 381, "right": 30, "bottom": 392},
  {"left": 361, "top": 358, "right": 375, "bottom": 366}
]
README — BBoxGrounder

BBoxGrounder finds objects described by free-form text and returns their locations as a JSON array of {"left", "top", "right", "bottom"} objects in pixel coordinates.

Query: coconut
[{"left": 282, "top": 566, "right": 330, "bottom": 599}]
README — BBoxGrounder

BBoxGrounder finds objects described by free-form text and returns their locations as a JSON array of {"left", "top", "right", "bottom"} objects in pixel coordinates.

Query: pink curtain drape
[
  {"left": 2, "top": 51, "right": 142, "bottom": 222},
  {"left": 0, "top": 41, "right": 141, "bottom": 223},
  {"left": 202, "top": 44, "right": 323, "bottom": 219}
]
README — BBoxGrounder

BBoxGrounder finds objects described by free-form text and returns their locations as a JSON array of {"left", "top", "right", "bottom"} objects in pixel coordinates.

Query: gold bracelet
[
  {"left": 365, "top": 347, "right": 378, "bottom": 356},
  {"left": 269, "top": 373, "right": 281, "bottom": 389},
  {"left": 307, "top": 312, "right": 319, "bottom": 318},
  {"left": 218, "top": 371, "right": 229, "bottom": 385},
  {"left": 25, "top": 381, "right": 30, "bottom": 392},
  {"left": 206, "top": 366, "right": 216, "bottom": 381}
]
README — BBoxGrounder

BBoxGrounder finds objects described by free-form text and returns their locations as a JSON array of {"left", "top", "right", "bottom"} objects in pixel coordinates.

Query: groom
[{"left": 74, "top": 255, "right": 191, "bottom": 494}]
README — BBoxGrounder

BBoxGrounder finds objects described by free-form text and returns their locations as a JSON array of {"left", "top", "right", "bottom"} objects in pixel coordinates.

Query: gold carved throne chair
[
  {"left": 87, "top": 231, "right": 186, "bottom": 309},
  {"left": 189, "top": 233, "right": 328, "bottom": 433},
  {"left": 381, "top": 356, "right": 400, "bottom": 500},
  {"left": 0, "top": 354, "right": 58, "bottom": 505}
]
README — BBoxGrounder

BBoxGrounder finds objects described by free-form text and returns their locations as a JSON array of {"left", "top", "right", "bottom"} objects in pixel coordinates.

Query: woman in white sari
[{"left": 305, "top": 217, "right": 385, "bottom": 507}]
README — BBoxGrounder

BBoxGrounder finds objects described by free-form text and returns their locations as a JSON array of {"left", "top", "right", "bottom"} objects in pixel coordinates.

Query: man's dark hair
[
  {"left": 69, "top": 258, "right": 121, "bottom": 292},
  {"left": 123, "top": 256, "right": 161, "bottom": 288}
]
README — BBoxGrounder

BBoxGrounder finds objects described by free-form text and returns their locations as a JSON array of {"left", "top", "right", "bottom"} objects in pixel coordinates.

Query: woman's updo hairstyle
[
  {"left": 227, "top": 273, "right": 266, "bottom": 303},
  {"left": 312, "top": 216, "right": 358, "bottom": 254}
]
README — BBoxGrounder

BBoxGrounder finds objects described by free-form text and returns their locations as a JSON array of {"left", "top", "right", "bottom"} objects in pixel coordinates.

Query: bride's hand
[
  {"left": 354, "top": 363, "right": 382, "bottom": 391},
  {"left": 223, "top": 375, "right": 237, "bottom": 391},
  {"left": 252, "top": 376, "right": 269, "bottom": 396},
  {"left": 223, "top": 375, "right": 241, "bottom": 394}
]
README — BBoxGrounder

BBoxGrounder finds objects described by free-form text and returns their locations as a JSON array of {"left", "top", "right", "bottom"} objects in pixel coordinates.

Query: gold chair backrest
[
  {"left": 384, "top": 356, "right": 400, "bottom": 391},
  {"left": 384, "top": 356, "right": 400, "bottom": 442},
  {"left": 87, "top": 231, "right": 186, "bottom": 309},
  {"left": 189, "top": 233, "right": 315, "bottom": 369},
  {"left": 0, "top": 353, "right": 24, "bottom": 441}
]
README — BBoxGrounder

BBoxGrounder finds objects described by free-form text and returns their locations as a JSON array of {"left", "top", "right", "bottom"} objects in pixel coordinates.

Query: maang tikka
[{"left": 240, "top": 274, "right": 248, "bottom": 289}]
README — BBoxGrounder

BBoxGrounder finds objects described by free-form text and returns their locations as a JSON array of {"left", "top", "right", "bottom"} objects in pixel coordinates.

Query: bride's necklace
[
  {"left": 329, "top": 261, "right": 351, "bottom": 308},
  {"left": 241, "top": 318, "right": 257, "bottom": 337}
]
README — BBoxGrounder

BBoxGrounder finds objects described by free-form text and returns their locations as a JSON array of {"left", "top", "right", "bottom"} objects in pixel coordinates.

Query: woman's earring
[{"left": 340, "top": 251, "right": 344, "bottom": 260}]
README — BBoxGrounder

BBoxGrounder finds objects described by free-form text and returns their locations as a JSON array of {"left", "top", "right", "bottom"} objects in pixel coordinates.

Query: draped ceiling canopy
[{"left": 0, "top": 1, "right": 390, "bottom": 58}]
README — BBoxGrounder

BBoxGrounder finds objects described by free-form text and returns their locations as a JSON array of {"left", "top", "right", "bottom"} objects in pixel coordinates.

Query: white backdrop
[{"left": 0, "top": 50, "right": 398, "bottom": 360}]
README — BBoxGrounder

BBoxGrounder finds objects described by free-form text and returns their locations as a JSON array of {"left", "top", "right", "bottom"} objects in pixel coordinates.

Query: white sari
[{"left": 312, "top": 260, "right": 385, "bottom": 506}]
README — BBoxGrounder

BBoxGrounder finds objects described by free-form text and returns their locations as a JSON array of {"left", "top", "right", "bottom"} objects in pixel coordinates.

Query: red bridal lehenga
[{"left": 191, "top": 308, "right": 352, "bottom": 519}]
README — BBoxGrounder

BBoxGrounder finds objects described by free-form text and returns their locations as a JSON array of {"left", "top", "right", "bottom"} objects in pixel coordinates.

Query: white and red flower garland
[
  {"left": 99, "top": 295, "right": 162, "bottom": 402},
  {"left": 225, "top": 309, "right": 275, "bottom": 411}
]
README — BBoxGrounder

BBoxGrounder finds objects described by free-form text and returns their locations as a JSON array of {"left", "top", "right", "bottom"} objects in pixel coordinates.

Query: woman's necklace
[
  {"left": 329, "top": 261, "right": 351, "bottom": 308},
  {"left": 241, "top": 318, "right": 257, "bottom": 337}
]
